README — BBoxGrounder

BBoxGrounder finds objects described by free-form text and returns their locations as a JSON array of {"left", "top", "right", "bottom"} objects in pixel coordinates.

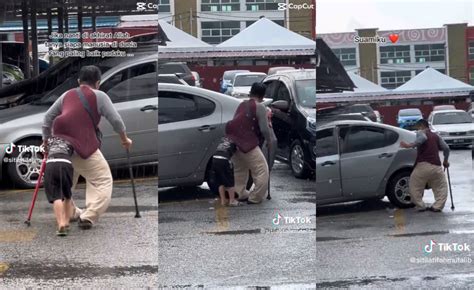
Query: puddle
[
  {"left": 1, "top": 262, "right": 157, "bottom": 280},
  {"left": 317, "top": 276, "right": 408, "bottom": 288},
  {"left": 158, "top": 216, "right": 187, "bottom": 223},
  {"left": 390, "top": 230, "right": 449, "bottom": 238},
  {"left": 106, "top": 205, "right": 157, "bottom": 213},
  {"left": 316, "top": 236, "right": 349, "bottom": 242}
]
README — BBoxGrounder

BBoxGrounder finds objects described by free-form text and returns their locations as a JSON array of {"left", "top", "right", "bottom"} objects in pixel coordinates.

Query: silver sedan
[{"left": 316, "top": 120, "right": 417, "bottom": 208}]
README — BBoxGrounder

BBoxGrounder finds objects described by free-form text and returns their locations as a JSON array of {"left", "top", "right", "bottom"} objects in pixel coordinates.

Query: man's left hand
[{"left": 400, "top": 141, "right": 410, "bottom": 148}]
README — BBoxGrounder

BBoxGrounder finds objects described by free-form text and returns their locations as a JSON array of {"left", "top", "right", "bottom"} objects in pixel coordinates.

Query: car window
[
  {"left": 385, "top": 129, "right": 399, "bottom": 146},
  {"left": 159, "top": 64, "right": 186, "bottom": 74},
  {"left": 264, "top": 80, "right": 278, "bottom": 100},
  {"left": 101, "top": 62, "right": 156, "bottom": 93},
  {"left": 107, "top": 72, "right": 156, "bottom": 103},
  {"left": 295, "top": 79, "right": 316, "bottom": 108},
  {"left": 275, "top": 82, "right": 291, "bottom": 103},
  {"left": 158, "top": 91, "right": 216, "bottom": 124},
  {"left": 316, "top": 128, "right": 337, "bottom": 158},
  {"left": 342, "top": 126, "right": 387, "bottom": 153}
]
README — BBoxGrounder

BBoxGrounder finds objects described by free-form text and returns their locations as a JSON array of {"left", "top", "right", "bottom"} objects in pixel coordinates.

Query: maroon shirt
[
  {"left": 415, "top": 130, "right": 442, "bottom": 166},
  {"left": 52, "top": 86, "right": 101, "bottom": 159},
  {"left": 225, "top": 99, "right": 262, "bottom": 153}
]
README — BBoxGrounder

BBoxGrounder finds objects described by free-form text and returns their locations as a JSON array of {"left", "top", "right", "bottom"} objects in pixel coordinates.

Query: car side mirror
[{"left": 271, "top": 100, "right": 290, "bottom": 112}]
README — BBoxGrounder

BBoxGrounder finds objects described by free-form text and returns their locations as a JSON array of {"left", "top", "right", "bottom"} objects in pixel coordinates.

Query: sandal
[{"left": 56, "top": 226, "right": 68, "bottom": 237}]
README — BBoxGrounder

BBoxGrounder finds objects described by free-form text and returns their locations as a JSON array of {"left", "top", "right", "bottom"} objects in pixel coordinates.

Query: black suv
[
  {"left": 158, "top": 62, "right": 195, "bottom": 86},
  {"left": 263, "top": 69, "right": 316, "bottom": 178}
]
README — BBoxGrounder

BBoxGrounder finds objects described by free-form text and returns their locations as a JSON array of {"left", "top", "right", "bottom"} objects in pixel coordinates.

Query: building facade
[
  {"left": 319, "top": 24, "right": 474, "bottom": 89},
  {"left": 158, "top": 0, "right": 314, "bottom": 44}
]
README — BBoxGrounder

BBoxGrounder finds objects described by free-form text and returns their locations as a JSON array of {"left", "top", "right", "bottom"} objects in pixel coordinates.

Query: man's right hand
[
  {"left": 41, "top": 140, "right": 48, "bottom": 153},
  {"left": 121, "top": 137, "right": 133, "bottom": 151},
  {"left": 443, "top": 160, "right": 450, "bottom": 168}
]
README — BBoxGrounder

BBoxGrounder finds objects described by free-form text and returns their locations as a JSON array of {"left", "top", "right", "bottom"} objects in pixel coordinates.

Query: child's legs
[
  {"left": 53, "top": 199, "right": 67, "bottom": 227},
  {"left": 218, "top": 185, "right": 226, "bottom": 205},
  {"left": 63, "top": 199, "right": 73, "bottom": 224},
  {"left": 226, "top": 187, "right": 236, "bottom": 202}
]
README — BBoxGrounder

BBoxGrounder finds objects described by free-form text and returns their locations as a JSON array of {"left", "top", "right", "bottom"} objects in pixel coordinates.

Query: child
[
  {"left": 211, "top": 137, "right": 240, "bottom": 206},
  {"left": 43, "top": 136, "right": 74, "bottom": 236}
]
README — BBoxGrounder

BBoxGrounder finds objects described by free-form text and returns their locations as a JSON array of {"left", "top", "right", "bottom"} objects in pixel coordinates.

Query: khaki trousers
[
  {"left": 409, "top": 162, "right": 448, "bottom": 210},
  {"left": 232, "top": 146, "right": 269, "bottom": 204},
  {"left": 71, "top": 149, "right": 113, "bottom": 224}
]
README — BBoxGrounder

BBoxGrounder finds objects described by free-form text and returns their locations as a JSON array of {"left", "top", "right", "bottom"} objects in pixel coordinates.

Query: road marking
[
  {"left": 0, "top": 262, "right": 9, "bottom": 274},
  {"left": 214, "top": 201, "right": 230, "bottom": 231},
  {"left": 393, "top": 209, "right": 406, "bottom": 235},
  {"left": 0, "top": 229, "right": 37, "bottom": 242}
]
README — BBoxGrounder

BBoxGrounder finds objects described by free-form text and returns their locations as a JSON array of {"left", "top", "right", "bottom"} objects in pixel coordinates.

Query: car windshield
[
  {"left": 295, "top": 79, "right": 316, "bottom": 108},
  {"left": 433, "top": 112, "right": 472, "bottom": 124},
  {"left": 233, "top": 75, "right": 265, "bottom": 87},
  {"left": 223, "top": 71, "right": 248, "bottom": 82},
  {"left": 399, "top": 109, "right": 421, "bottom": 116}
]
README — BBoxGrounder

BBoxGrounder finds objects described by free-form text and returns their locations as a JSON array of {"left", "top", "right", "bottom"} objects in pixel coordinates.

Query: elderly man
[{"left": 400, "top": 119, "right": 450, "bottom": 212}]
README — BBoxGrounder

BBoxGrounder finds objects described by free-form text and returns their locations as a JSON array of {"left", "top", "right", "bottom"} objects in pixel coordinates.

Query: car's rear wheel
[
  {"left": 386, "top": 171, "right": 414, "bottom": 208},
  {"left": 6, "top": 139, "right": 45, "bottom": 189},
  {"left": 289, "top": 140, "right": 311, "bottom": 179}
]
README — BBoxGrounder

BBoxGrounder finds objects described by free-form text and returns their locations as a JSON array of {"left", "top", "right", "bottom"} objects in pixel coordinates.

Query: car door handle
[
  {"left": 378, "top": 153, "right": 394, "bottom": 158},
  {"left": 140, "top": 105, "right": 158, "bottom": 112},
  {"left": 198, "top": 125, "right": 216, "bottom": 132},
  {"left": 321, "top": 161, "right": 336, "bottom": 166}
]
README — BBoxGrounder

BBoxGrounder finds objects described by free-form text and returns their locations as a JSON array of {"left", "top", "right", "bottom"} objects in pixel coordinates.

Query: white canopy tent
[
  {"left": 158, "top": 20, "right": 212, "bottom": 51},
  {"left": 394, "top": 67, "right": 474, "bottom": 93},
  {"left": 344, "top": 72, "right": 388, "bottom": 93},
  {"left": 216, "top": 18, "right": 315, "bottom": 51}
]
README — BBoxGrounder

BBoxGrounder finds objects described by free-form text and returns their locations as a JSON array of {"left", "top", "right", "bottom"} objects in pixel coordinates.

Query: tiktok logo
[
  {"left": 272, "top": 213, "right": 283, "bottom": 226},
  {"left": 5, "top": 143, "right": 15, "bottom": 154},
  {"left": 424, "top": 240, "right": 437, "bottom": 255}
]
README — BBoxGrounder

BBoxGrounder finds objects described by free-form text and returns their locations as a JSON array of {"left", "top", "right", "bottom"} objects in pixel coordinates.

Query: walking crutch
[
  {"left": 126, "top": 149, "right": 141, "bottom": 218},
  {"left": 25, "top": 153, "right": 48, "bottom": 226},
  {"left": 446, "top": 166, "right": 455, "bottom": 211},
  {"left": 267, "top": 144, "right": 272, "bottom": 200}
]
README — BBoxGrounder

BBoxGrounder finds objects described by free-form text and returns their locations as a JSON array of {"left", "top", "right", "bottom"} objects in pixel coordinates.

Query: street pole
[
  {"left": 190, "top": 8, "right": 193, "bottom": 36},
  {"left": 312, "top": 0, "right": 316, "bottom": 40}
]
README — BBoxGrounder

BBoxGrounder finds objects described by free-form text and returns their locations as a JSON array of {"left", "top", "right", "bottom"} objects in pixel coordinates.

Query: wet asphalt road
[
  {"left": 316, "top": 148, "right": 474, "bottom": 288},
  {"left": 158, "top": 161, "right": 316, "bottom": 288},
  {"left": 0, "top": 175, "right": 158, "bottom": 288}
]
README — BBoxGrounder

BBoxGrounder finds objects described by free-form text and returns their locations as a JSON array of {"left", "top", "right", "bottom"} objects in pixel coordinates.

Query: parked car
[
  {"left": 267, "top": 66, "right": 296, "bottom": 75},
  {"left": 433, "top": 105, "right": 456, "bottom": 111},
  {"left": 191, "top": 71, "right": 202, "bottom": 88},
  {"left": 158, "top": 83, "right": 278, "bottom": 188},
  {"left": 263, "top": 69, "right": 316, "bottom": 178},
  {"left": 226, "top": 72, "right": 267, "bottom": 98},
  {"left": 317, "top": 104, "right": 377, "bottom": 122},
  {"left": 397, "top": 108, "right": 423, "bottom": 130},
  {"left": 158, "top": 74, "right": 188, "bottom": 85},
  {"left": 158, "top": 62, "right": 195, "bottom": 86},
  {"left": 219, "top": 70, "right": 249, "bottom": 93},
  {"left": 428, "top": 109, "right": 474, "bottom": 147},
  {"left": 0, "top": 54, "right": 159, "bottom": 188},
  {"left": 316, "top": 120, "right": 417, "bottom": 208}
]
